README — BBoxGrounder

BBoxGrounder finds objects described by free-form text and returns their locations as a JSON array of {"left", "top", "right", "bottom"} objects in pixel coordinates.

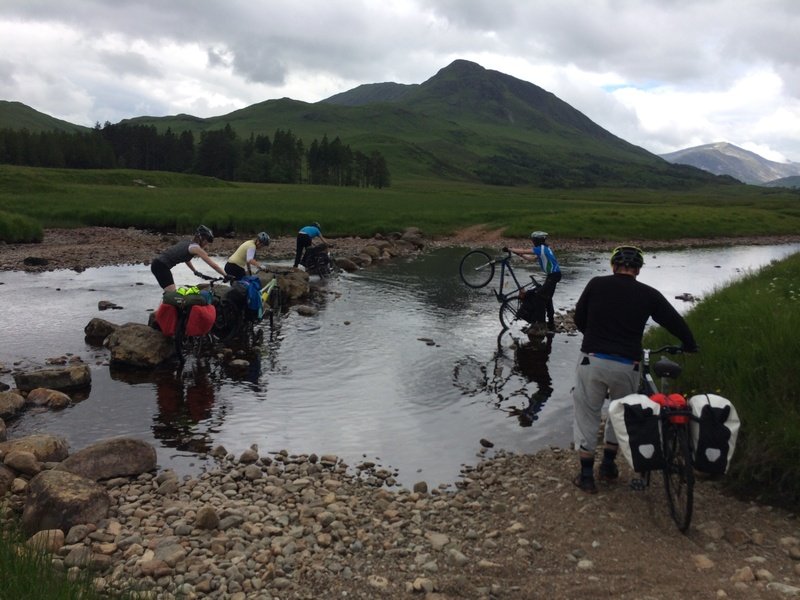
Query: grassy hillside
[
  {"left": 1, "top": 165, "right": 799, "bottom": 242},
  {"left": 111, "top": 60, "right": 728, "bottom": 188},
  {"left": 0, "top": 100, "right": 90, "bottom": 133}
]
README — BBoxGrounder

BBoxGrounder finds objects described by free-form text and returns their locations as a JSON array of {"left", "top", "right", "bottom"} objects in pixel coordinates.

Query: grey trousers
[{"left": 572, "top": 353, "right": 640, "bottom": 453}]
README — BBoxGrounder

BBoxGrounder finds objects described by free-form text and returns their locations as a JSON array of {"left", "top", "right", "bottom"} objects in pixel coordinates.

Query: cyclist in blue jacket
[
  {"left": 510, "top": 231, "right": 562, "bottom": 332},
  {"left": 293, "top": 222, "right": 330, "bottom": 269}
]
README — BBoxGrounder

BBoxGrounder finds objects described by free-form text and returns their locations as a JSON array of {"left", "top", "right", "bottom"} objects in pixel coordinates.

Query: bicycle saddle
[{"left": 653, "top": 357, "right": 682, "bottom": 379}]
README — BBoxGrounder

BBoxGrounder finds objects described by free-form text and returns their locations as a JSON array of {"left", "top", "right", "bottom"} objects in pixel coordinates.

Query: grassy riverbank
[
  {"left": 0, "top": 513, "right": 127, "bottom": 600},
  {"left": 2, "top": 165, "right": 800, "bottom": 242},
  {"left": 644, "top": 251, "right": 800, "bottom": 508}
]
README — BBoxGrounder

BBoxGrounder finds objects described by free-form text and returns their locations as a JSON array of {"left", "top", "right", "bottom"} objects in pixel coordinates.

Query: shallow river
[{"left": 2, "top": 244, "right": 798, "bottom": 487}]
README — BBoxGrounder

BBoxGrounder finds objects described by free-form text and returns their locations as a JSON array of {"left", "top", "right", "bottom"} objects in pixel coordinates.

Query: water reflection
[{"left": 453, "top": 332, "right": 554, "bottom": 428}]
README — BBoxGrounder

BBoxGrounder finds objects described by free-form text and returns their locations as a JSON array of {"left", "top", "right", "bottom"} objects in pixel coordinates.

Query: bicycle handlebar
[{"left": 646, "top": 345, "right": 694, "bottom": 355}]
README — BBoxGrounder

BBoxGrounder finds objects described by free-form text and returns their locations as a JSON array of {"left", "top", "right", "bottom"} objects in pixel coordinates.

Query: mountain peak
[{"left": 660, "top": 142, "right": 800, "bottom": 184}]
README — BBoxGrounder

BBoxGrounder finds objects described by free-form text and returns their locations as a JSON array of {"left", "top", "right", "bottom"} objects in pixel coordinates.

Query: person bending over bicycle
[
  {"left": 225, "top": 232, "right": 270, "bottom": 280},
  {"left": 509, "top": 231, "right": 562, "bottom": 332},
  {"left": 293, "top": 222, "right": 330, "bottom": 270},
  {"left": 571, "top": 245, "right": 698, "bottom": 494},
  {"left": 150, "top": 225, "right": 227, "bottom": 292}
]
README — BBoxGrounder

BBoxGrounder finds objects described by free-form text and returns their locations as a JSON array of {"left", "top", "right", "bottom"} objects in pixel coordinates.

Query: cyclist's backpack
[
  {"left": 516, "top": 289, "right": 546, "bottom": 324},
  {"left": 687, "top": 394, "right": 740, "bottom": 475},
  {"left": 239, "top": 275, "right": 264, "bottom": 321},
  {"left": 608, "top": 394, "right": 666, "bottom": 472},
  {"left": 185, "top": 304, "right": 217, "bottom": 336}
]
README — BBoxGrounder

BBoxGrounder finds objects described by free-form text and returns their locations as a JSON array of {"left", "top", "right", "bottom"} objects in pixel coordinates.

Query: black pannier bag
[
  {"left": 225, "top": 281, "right": 249, "bottom": 311},
  {"left": 516, "top": 288, "right": 546, "bottom": 324},
  {"left": 608, "top": 394, "right": 666, "bottom": 472},
  {"left": 688, "top": 394, "right": 740, "bottom": 475}
]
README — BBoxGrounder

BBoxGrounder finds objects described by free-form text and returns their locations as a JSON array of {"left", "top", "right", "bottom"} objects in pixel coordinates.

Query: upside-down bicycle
[{"left": 459, "top": 247, "right": 543, "bottom": 332}]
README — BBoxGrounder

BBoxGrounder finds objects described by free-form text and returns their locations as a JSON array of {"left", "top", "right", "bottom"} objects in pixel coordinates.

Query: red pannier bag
[
  {"left": 155, "top": 303, "right": 179, "bottom": 336},
  {"left": 185, "top": 304, "right": 217, "bottom": 336}
]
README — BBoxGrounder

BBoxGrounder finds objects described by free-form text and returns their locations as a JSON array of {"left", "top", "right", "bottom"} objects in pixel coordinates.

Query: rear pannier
[
  {"left": 688, "top": 394, "right": 740, "bottom": 474},
  {"left": 608, "top": 394, "right": 666, "bottom": 472}
]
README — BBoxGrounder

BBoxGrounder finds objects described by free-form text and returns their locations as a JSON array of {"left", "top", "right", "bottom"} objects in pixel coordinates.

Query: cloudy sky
[{"left": 1, "top": 0, "right": 799, "bottom": 162}]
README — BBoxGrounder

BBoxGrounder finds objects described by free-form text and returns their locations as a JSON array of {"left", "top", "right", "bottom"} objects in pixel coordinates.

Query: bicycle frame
[{"left": 493, "top": 250, "right": 537, "bottom": 303}]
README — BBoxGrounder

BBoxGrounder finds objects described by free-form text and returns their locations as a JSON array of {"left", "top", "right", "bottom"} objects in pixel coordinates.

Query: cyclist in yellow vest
[{"left": 224, "top": 232, "right": 270, "bottom": 280}]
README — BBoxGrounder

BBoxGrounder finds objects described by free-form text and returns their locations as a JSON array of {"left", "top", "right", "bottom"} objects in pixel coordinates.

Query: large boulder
[
  {"left": 25, "top": 388, "right": 72, "bottom": 410},
  {"left": 0, "top": 434, "right": 70, "bottom": 462},
  {"left": 276, "top": 270, "right": 310, "bottom": 302},
  {"left": 22, "top": 470, "right": 111, "bottom": 535},
  {"left": 56, "top": 437, "right": 157, "bottom": 481},
  {"left": 0, "top": 391, "right": 25, "bottom": 419},
  {"left": 105, "top": 323, "right": 174, "bottom": 367},
  {"left": 335, "top": 257, "right": 359, "bottom": 272},
  {"left": 13, "top": 365, "right": 91, "bottom": 392},
  {"left": 84, "top": 318, "right": 119, "bottom": 343}
]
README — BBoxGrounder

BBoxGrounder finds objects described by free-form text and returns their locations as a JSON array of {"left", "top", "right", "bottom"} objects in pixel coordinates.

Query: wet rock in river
[
  {"left": 0, "top": 390, "right": 25, "bottom": 419},
  {"left": 0, "top": 433, "right": 70, "bottom": 462},
  {"left": 25, "top": 387, "right": 72, "bottom": 409},
  {"left": 13, "top": 364, "right": 91, "bottom": 392},
  {"left": 105, "top": 323, "right": 173, "bottom": 367},
  {"left": 84, "top": 318, "right": 119, "bottom": 343}
]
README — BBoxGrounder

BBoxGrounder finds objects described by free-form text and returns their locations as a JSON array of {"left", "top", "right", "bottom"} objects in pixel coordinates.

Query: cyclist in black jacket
[{"left": 571, "top": 246, "right": 698, "bottom": 494}]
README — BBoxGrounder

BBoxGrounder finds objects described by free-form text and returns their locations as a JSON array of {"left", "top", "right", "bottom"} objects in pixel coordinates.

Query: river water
[{"left": 2, "top": 244, "right": 798, "bottom": 488}]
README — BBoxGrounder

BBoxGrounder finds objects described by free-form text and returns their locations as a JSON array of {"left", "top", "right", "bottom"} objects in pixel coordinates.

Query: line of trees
[{"left": 0, "top": 122, "right": 390, "bottom": 188}]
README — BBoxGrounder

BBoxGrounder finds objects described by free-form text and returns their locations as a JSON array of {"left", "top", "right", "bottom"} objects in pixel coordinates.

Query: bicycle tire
[
  {"left": 459, "top": 250, "right": 495, "bottom": 288},
  {"left": 662, "top": 423, "right": 694, "bottom": 532},
  {"left": 499, "top": 296, "right": 521, "bottom": 330}
]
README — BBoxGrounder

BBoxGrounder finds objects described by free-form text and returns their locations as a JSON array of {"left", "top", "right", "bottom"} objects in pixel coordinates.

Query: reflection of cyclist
[
  {"left": 571, "top": 245, "right": 698, "bottom": 494},
  {"left": 151, "top": 225, "right": 227, "bottom": 292},
  {"left": 510, "top": 231, "right": 562, "bottom": 332},
  {"left": 225, "top": 232, "right": 270, "bottom": 280},
  {"left": 510, "top": 336, "right": 553, "bottom": 426},
  {"left": 293, "top": 222, "right": 330, "bottom": 270}
]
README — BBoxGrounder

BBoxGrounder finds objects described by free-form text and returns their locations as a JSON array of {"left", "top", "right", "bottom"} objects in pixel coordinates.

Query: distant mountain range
[
  {"left": 0, "top": 60, "right": 736, "bottom": 188},
  {"left": 659, "top": 142, "right": 800, "bottom": 186}
]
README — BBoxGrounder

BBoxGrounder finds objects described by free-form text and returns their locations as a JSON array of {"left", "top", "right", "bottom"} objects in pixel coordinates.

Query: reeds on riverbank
[{"left": 644, "top": 251, "right": 800, "bottom": 509}]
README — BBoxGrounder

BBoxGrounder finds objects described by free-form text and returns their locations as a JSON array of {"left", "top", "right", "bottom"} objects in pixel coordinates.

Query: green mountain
[
  {"left": 1, "top": 60, "right": 728, "bottom": 187},
  {"left": 0, "top": 100, "right": 90, "bottom": 133}
]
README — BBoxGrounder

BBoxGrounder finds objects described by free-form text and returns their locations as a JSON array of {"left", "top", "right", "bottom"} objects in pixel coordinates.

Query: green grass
[
  {"left": 0, "top": 209, "right": 43, "bottom": 242},
  {"left": 1, "top": 165, "right": 799, "bottom": 242},
  {"left": 644, "top": 252, "right": 800, "bottom": 508},
  {"left": 0, "top": 513, "right": 131, "bottom": 599}
]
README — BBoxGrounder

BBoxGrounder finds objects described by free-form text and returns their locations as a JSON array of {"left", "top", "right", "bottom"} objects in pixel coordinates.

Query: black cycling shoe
[
  {"left": 573, "top": 474, "right": 598, "bottom": 495},
  {"left": 598, "top": 462, "right": 619, "bottom": 482}
]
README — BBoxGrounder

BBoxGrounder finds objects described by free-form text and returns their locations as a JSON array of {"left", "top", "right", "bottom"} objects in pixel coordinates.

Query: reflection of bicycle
[
  {"left": 635, "top": 344, "right": 696, "bottom": 532},
  {"left": 459, "top": 247, "right": 542, "bottom": 332},
  {"left": 452, "top": 335, "right": 552, "bottom": 427}
]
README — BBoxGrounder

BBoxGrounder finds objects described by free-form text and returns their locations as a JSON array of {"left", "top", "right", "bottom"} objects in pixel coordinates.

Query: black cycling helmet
[
  {"left": 195, "top": 224, "right": 214, "bottom": 243},
  {"left": 530, "top": 230, "right": 548, "bottom": 245},
  {"left": 610, "top": 245, "right": 644, "bottom": 269},
  {"left": 257, "top": 231, "right": 270, "bottom": 246}
]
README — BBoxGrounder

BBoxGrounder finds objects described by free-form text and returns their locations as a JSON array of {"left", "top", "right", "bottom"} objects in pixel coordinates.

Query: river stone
[
  {"left": 275, "top": 270, "right": 310, "bottom": 302},
  {"left": 195, "top": 506, "right": 220, "bottom": 530},
  {"left": 334, "top": 257, "right": 359, "bottom": 272},
  {"left": 56, "top": 438, "right": 157, "bottom": 481},
  {"left": 13, "top": 365, "right": 91, "bottom": 392},
  {"left": 296, "top": 305, "right": 318, "bottom": 317},
  {"left": 22, "top": 470, "right": 111, "bottom": 535},
  {"left": 361, "top": 244, "right": 381, "bottom": 259},
  {"left": 0, "top": 434, "right": 69, "bottom": 462},
  {"left": 26, "top": 388, "right": 71, "bottom": 409},
  {"left": 105, "top": 323, "right": 174, "bottom": 367},
  {"left": 0, "top": 464, "right": 14, "bottom": 495},
  {"left": 4, "top": 450, "right": 41, "bottom": 476},
  {"left": 84, "top": 318, "right": 119, "bottom": 343},
  {"left": 0, "top": 391, "right": 25, "bottom": 419},
  {"left": 28, "top": 528, "right": 65, "bottom": 553}
]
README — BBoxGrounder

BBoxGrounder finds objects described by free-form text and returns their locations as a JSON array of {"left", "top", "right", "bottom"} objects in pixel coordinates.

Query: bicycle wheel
[
  {"left": 499, "top": 296, "right": 521, "bottom": 330},
  {"left": 662, "top": 423, "right": 694, "bottom": 532},
  {"left": 459, "top": 250, "right": 495, "bottom": 288}
]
